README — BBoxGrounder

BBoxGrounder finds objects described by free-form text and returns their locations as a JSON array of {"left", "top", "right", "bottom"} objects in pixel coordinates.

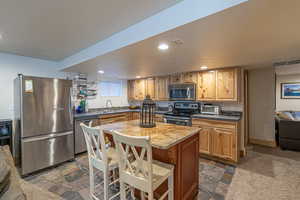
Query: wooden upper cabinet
[
  {"left": 216, "top": 68, "right": 237, "bottom": 101},
  {"left": 211, "top": 128, "right": 237, "bottom": 162},
  {"left": 170, "top": 73, "right": 182, "bottom": 84},
  {"left": 128, "top": 67, "right": 239, "bottom": 102},
  {"left": 134, "top": 79, "right": 146, "bottom": 100},
  {"left": 182, "top": 72, "right": 198, "bottom": 83},
  {"left": 155, "top": 76, "right": 169, "bottom": 100},
  {"left": 127, "top": 80, "right": 135, "bottom": 100},
  {"left": 197, "top": 71, "right": 216, "bottom": 100},
  {"left": 145, "top": 78, "right": 155, "bottom": 99}
]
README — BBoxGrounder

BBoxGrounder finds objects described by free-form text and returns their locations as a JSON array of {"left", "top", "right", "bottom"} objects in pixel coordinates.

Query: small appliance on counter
[
  {"left": 201, "top": 104, "right": 220, "bottom": 115},
  {"left": 163, "top": 102, "right": 200, "bottom": 126},
  {"left": 128, "top": 105, "right": 140, "bottom": 110}
]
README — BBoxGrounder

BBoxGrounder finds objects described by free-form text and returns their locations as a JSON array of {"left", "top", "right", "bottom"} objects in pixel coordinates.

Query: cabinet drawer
[
  {"left": 21, "top": 132, "right": 74, "bottom": 175},
  {"left": 100, "top": 113, "right": 128, "bottom": 119},
  {"left": 192, "top": 118, "right": 236, "bottom": 130}
]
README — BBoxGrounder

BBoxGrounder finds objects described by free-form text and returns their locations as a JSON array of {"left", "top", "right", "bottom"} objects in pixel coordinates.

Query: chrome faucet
[{"left": 106, "top": 99, "right": 113, "bottom": 109}]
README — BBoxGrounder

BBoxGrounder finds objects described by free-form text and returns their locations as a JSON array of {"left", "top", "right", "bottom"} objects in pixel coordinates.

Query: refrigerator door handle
[
  {"left": 69, "top": 88, "right": 74, "bottom": 125},
  {"left": 23, "top": 131, "right": 73, "bottom": 143}
]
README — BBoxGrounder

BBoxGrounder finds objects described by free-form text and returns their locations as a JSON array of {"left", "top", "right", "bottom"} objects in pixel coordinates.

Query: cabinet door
[
  {"left": 155, "top": 76, "right": 169, "bottom": 100},
  {"left": 127, "top": 80, "right": 135, "bottom": 100},
  {"left": 155, "top": 114, "right": 164, "bottom": 122},
  {"left": 199, "top": 128, "right": 211, "bottom": 154},
  {"left": 216, "top": 68, "right": 237, "bottom": 101},
  {"left": 170, "top": 73, "right": 182, "bottom": 84},
  {"left": 182, "top": 72, "right": 198, "bottom": 83},
  {"left": 211, "top": 128, "right": 236, "bottom": 161},
  {"left": 146, "top": 78, "right": 155, "bottom": 99},
  {"left": 132, "top": 112, "right": 140, "bottom": 120},
  {"left": 197, "top": 71, "right": 216, "bottom": 100},
  {"left": 134, "top": 79, "right": 146, "bottom": 100}
]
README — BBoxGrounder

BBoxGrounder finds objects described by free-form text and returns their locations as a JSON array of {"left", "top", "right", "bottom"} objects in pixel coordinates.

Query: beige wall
[
  {"left": 276, "top": 74, "right": 300, "bottom": 111},
  {"left": 248, "top": 67, "right": 275, "bottom": 142}
]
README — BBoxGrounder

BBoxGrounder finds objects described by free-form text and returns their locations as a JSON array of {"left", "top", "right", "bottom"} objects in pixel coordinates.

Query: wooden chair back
[
  {"left": 80, "top": 123, "right": 108, "bottom": 170},
  {"left": 112, "top": 130, "right": 153, "bottom": 192}
]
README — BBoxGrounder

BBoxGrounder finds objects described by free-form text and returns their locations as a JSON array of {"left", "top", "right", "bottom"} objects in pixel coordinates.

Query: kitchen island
[{"left": 100, "top": 120, "right": 200, "bottom": 200}]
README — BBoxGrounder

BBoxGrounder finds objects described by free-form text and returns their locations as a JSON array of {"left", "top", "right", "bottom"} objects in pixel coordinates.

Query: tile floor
[{"left": 25, "top": 154, "right": 236, "bottom": 200}]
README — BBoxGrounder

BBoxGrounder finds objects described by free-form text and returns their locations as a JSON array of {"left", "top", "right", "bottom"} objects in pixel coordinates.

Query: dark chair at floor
[{"left": 276, "top": 111, "right": 300, "bottom": 151}]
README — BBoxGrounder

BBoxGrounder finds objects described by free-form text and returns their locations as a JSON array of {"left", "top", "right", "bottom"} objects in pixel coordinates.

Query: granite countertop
[
  {"left": 192, "top": 113, "right": 241, "bottom": 121},
  {"left": 74, "top": 108, "right": 241, "bottom": 122},
  {"left": 100, "top": 120, "right": 200, "bottom": 149},
  {"left": 74, "top": 109, "right": 139, "bottom": 119},
  {"left": 74, "top": 109, "right": 167, "bottom": 119}
]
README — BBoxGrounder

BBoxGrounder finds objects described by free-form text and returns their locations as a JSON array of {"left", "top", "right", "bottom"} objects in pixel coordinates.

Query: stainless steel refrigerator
[{"left": 14, "top": 75, "right": 74, "bottom": 176}]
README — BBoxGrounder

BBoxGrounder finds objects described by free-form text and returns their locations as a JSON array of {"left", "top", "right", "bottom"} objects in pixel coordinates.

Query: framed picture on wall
[{"left": 281, "top": 82, "right": 300, "bottom": 99}]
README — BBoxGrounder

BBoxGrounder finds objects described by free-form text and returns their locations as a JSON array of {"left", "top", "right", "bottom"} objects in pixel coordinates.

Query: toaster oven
[{"left": 201, "top": 105, "right": 220, "bottom": 115}]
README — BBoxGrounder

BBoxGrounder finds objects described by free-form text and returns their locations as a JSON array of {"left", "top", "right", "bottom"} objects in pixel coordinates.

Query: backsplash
[{"left": 129, "top": 100, "right": 244, "bottom": 112}]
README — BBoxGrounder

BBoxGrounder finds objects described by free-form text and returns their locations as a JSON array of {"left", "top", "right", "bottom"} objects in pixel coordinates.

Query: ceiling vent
[{"left": 171, "top": 39, "right": 184, "bottom": 45}]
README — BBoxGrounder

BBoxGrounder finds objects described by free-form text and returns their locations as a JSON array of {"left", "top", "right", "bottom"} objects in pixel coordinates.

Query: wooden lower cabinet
[
  {"left": 128, "top": 112, "right": 140, "bottom": 120},
  {"left": 199, "top": 128, "right": 211, "bottom": 155},
  {"left": 152, "top": 133, "right": 199, "bottom": 200},
  {"left": 155, "top": 114, "right": 164, "bottom": 122},
  {"left": 193, "top": 118, "right": 239, "bottom": 163},
  {"left": 211, "top": 128, "right": 236, "bottom": 161},
  {"left": 99, "top": 113, "right": 130, "bottom": 125}
]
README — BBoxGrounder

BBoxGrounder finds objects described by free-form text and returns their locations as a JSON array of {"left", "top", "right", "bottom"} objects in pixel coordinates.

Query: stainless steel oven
[
  {"left": 163, "top": 102, "right": 200, "bottom": 126},
  {"left": 169, "top": 83, "right": 196, "bottom": 101},
  {"left": 164, "top": 115, "right": 192, "bottom": 126}
]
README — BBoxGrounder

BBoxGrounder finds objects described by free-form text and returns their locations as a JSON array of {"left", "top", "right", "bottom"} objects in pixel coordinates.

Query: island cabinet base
[{"left": 152, "top": 132, "right": 199, "bottom": 200}]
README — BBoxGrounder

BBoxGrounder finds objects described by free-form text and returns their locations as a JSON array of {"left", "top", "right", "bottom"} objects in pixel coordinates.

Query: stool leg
[
  {"left": 120, "top": 181, "right": 126, "bottom": 200},
  {"left": 130, "top": 187, "right": 136, "bottom": 200},
  {"left": 104, "top": 169, "right": 109, "bottom": 200},
  {"left": 89, "top": 162, "right": 95, "bottom": 198},
  {"left": 112, "top": 169, "right": 117, "bottom": 189},
  {"left": 168, "top": 173, "right": 174, "bottom": 200},
  {"left": 148, "top": 192, "right": 153, "bottom": 200},
  {"left": 141, "top": 192, "right": 146, "bottom": 200}
]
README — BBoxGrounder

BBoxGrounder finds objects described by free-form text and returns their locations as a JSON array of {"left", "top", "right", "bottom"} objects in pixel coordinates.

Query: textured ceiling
[
  {"left": 65, "top": 0, "right": 300, "bottom": 79},
  {"left": 0, "top": 0, "right": 180, "bottom": 60}
]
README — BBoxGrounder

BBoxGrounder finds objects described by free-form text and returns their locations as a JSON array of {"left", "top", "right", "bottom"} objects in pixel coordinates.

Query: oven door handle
[{"left": 164, "top": 117, "right": 190, "bottom": 122}]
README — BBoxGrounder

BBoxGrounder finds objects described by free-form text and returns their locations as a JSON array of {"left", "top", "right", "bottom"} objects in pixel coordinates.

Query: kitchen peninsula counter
[{"left": 101, "top": 120, "right": 200, "bottom": 200}]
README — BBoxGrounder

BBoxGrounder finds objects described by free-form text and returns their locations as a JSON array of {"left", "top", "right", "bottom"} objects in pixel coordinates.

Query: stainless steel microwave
[{"left": 168, "top": 83, "right": 196, "bottom": 101}]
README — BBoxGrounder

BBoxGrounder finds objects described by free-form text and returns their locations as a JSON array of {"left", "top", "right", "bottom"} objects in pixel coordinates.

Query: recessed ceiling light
[
  {"left": 136, "top": 76, "right": 141, "bottom": 79},
  {"left": 158, "top": 43, "right": 169, "bottom": 50},
  {"left": 200, "top": 65, "right": 208, "bottom": 70},
  {"left": 0, "top": 34, "right": 3, "bottom": 40},
  {"left": 98, "top": 70, "right": 104, "bottom": 74}
]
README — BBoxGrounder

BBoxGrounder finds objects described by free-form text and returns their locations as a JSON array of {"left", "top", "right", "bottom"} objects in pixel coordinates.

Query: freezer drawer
[{"left": 21, "top": 131, "right": 74, "bottom": 175}]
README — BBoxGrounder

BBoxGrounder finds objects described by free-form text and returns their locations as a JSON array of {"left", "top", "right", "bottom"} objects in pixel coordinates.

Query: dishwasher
[{"left": 74, "top": 118, "right": 94, "bottom": 154}]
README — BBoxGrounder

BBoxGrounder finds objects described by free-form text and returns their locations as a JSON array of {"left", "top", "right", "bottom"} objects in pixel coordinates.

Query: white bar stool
[
  {"left": 80, "top": 123, "right": 119, "bottom": 200},
  {"left": 112, "top": 130, "right": 174, "bottom": 200}
]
